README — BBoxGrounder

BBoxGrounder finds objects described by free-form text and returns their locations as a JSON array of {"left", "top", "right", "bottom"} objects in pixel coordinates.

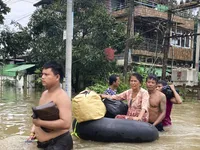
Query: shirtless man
[
  {"left": 146, "top": 74, "right": 166, "bottom": 131},
  {"left": 28, "top": 61, "right": 73, "bottom": 150}
]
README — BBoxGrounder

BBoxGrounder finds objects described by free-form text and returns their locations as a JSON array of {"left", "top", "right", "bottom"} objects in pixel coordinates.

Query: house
[
  {"left": 104, "top": 0, "right": 195, "bottom": 77},
  {"left": 0, "top": 59, "right": 36, "bottom": 89}
]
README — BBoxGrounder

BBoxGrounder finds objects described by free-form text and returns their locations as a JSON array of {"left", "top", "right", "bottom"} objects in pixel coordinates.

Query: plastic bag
[
  {"left": 103, "top": 98, "right": 128, "bottom": 118},
  {"left": 161, "top": 85, "right": 174, "bottom": 99}
]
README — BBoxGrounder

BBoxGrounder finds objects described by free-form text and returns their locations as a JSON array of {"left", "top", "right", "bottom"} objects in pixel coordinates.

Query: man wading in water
[
  {"left": 28, "top": 61, "right": 73, "bottom": 150},
  {"left": 146, "top": 75, "right": 166, "bottom": 131}
]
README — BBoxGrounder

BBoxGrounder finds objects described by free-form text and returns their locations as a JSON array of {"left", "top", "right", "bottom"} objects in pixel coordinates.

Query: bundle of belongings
[
  {"left": 32, "top": 101, "right": 59, "bottom": 132},
  {"left": 72, "top": 90, "right": 106, "bottom": 123},
  {"left": 161, "top": 85, "right": 179, "bottom": 99},
  {"left": 103, "top": 98, "right": 128, "bottom": 118}
]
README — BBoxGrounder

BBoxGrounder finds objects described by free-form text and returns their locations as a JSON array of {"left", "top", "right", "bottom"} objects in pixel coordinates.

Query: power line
[
  {"left": 3, "top": 13, "right": 32, "bottom": 25},
  {"left": 5, "top": 0, "right": 35, "bottom": 4},
  {"left": 4, "top": 0, "right": 12, "bottom": 3},
  {"left": 14, "top": 13, "right": 32, "bottom": 22},
  {"left": 7, "top": 0, "right": 35, "bottom": 5}
]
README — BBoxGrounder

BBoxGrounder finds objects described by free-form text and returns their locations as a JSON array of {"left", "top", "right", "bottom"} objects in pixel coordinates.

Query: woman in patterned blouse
[{"left": 101, "top": 72, "right": 149, "bottom": 122}]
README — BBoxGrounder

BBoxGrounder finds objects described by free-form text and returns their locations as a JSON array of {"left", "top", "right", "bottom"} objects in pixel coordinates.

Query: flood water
[{"left": 0, "top": 87, "right": 200, "bottom": 150}]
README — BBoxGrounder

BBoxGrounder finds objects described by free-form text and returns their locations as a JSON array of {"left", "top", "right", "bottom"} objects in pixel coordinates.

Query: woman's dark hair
[
  {"left": 129, "top": 72, "right": 143, "bottom": 84},
  {"left": 109, "top": 74, "right": 119, "bottom": 85},
  {"left": 157, "top": 80, "right": 168, "bottom": 86},
  {"left": 43, "top": 61, "right": 64, "bottom": 83},
  {"left": 146, "top": 74, "right": 158, "bottom": 83}
]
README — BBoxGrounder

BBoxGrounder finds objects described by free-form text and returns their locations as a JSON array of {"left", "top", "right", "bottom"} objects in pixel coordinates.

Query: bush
[
  {"left": 117, "top": 81, "right": 129, "bottom": 93},
  {"left": 87, "top": 81, "right": 108, "bottom": 94},
  {"left": 87, "top": 77, "right": 129, "bottom": 94},
  {"left": 87, "top": 69, "right": 150, "bottom": 94},
  {"left": 33, "top": 68, "right": 43, "bottom": 89}
]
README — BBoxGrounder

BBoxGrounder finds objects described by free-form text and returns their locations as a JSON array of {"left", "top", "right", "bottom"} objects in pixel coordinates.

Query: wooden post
[
  {"left": 23, "top": 74, "right": 27, "bottom": 90},
  {"left": 162, "top": 1, "right": 172, "bottom": 80},
  {"left": 123, "top": 0, "right": 134, "bottom": 82},
  {"left": 182, "top": 83, "right": 186, "bottom": 100}
]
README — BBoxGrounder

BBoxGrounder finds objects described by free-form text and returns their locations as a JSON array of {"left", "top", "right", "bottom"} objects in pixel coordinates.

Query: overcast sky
[{"left": 3, "top": 0, "right": 37, "bottom": 27}]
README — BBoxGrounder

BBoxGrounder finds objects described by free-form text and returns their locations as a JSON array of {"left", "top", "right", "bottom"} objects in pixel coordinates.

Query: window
[
  {"left": 133, "top": 56, "right": 139, "bottom": 62},
  {"left": 147, "top": 58, "right": 153, "bottom": 63},
  {"left": 140, "top": 57, "right": 146, "bottom": 63},
  {"left": 111, "top": 0, "right": 125, "bottom": 11},
  {"left": 171, "top": 29, "right": 191, "bottom": 48},
  {"left": 185, "top": 36, "right": 190, "bottom": 47}
]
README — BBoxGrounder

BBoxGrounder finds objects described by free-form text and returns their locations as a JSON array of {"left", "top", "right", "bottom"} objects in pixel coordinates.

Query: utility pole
[
  {"left": 33, "top": 0, "right": 73, "bottom": 98},
  {"left": 196, "top": 8, "right": 200, "bottom": 95},
  {"left": 195, "top": 8, "right": 200, "bottom": 73},
  {"left": 163, "top": 1, "right": 200, "bottom": 80},
  {"left": 162, "top": 0, "right": 172, "bottom": 80},
  {"left": 196, "top": 8, "right": 200, "bottom": 99},
  {"left": 65, "top": 0, "right": 73, "bottom": 99},
  {"left": 123, "top": 0, "right": 134, "bottom": 82}
]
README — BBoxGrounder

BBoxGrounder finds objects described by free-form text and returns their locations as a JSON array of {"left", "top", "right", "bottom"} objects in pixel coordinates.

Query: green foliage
[
  {"left": 131, "top": 33, "right": 144, "bottom": 49},
  {"left": 27, "top": 0, "right": 126, "bottom": 91},
  {"left": 117, "top": 81, "right": 129, "bottom": 93},
  {"left": 87, "top": 74, "right": 129, "bottom": 94},
  {"left": 0, "top": 0, "right": 10, "bottom": 24},
  {"left": 28, "top": 5, "right": 66, "bottom": 66},
  {"left": 72, "top": 0, "right": 126, "bottom": 91},
  {"left": 87, "top": 81, "right": 108, "bottom": 94},
  {"left": 133, "top": 65, "right": 148, "bottom": 78},
  {"left": 33, "top": 68, "right": 43, "bottom": 89},
  {"left": 0, "top": 26, "right": 31, "bottom": 60},
  {"left": 74, "top": 0, "right": 125, "bottom": 50}
]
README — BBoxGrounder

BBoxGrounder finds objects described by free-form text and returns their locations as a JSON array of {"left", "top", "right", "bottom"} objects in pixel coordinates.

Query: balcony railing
[
  {"left": 133, "top": 37, "right": 163, "bottom": 53},
  {"left": 111, "top": 0, "right": 195, "bottom": 19},
  {"left": 110, "top": 0, "right": 168, "bottom": 12}
]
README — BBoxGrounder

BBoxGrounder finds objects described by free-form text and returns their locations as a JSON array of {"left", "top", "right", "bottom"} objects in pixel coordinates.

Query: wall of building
[
  {"left": 169, "top": 47, "right": 193, "bottom": 61},
  {"left": 16, "top": 74, "right": 35, "bottom": 89},
  {"left": 0, "top": 74, "right": 35, "bottom": 89},
  {"left": 133, "top": 47, "right": 193, "bottom": 61},
  {"left": 112, "top": 5, "right": 194, "bottom": 30}
]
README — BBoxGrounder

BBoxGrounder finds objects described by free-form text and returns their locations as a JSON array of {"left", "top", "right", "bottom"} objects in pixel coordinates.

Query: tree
[
  {"left": 0, "top": 0, "right": 10, "bottom": 24},
  {"left": 28, "top": 2, "right": 66, "bottom": 66},
  {"left": 0, "top": 26, "right": 31, "bottom": 61},
  {"left": 72, "top": 0, "right": 126, "bottom": 91},
  {"left": 28, "top": 0, "right": 126, "bottom": 91}
]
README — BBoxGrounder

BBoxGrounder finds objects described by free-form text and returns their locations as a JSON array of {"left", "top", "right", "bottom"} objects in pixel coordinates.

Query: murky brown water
[{"left": 0, "top": 87, "right": 200, "bottom": 150}]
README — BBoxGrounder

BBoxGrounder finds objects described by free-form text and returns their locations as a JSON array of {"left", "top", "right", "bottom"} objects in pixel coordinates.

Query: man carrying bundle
[{"left": 28, "top": 61, "right": 73, "bottom": 150}]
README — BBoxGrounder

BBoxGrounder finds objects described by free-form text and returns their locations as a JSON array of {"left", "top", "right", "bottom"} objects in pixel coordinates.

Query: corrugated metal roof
[
  {"left": 0, "top": 64, "right": 17, "bottom": 77},
  {"left": 6, "top": 64, "right": 35, "bottom": 72}
]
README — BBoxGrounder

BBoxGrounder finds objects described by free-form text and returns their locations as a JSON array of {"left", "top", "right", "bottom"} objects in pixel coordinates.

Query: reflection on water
[
  {"left": 0, "top": 87, "right": 200, "bottom": 150},
  {"left": 0, "top": 87, "right": 40, "bottom": 140}
]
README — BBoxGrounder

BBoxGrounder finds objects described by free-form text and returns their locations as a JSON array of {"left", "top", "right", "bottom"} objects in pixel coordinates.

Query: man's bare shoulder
[
  {"left": 39, "top": 90, "right": 48, "bottom": 105},
  {"left": 158, "top": 90, "right": 165, "bottom": 97},
  {"left": 58, "top": 89, "right": 69, "bottom": 98},
  {"left": 158, "top": 91, "right": 166, "bottom": 102},
  {"left": 41, "top": 90, "right": 48, "bottom": 96},
  {"left": 54, "top": 89, "right": 71, "bottom": 104},
  {"left": 155, "top": 90, "right": 166, "bottom": 100}
]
